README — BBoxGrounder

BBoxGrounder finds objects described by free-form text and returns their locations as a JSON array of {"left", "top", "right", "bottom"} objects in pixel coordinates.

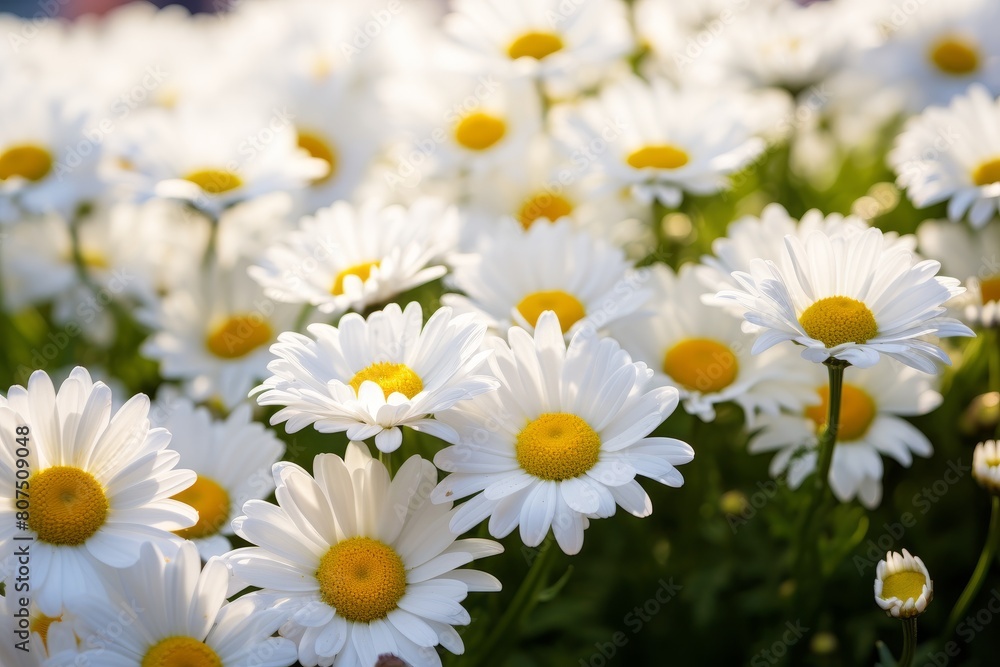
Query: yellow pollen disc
[
  {"left": 454, "top": 112, "right": 507, "bottom": 151},
  {"left": 981, "top": 275, "right": 1000, "bottom": 304},
  {"left": 805, "top": 383, "right": 877, "bottom": 441},
  {"left": 31, "top": 614, "right": 61, "bottom": 652},
  {"left": 928, "top": 36, "right": 979, "bottom": 75},
  {"left": 349, "top": 362, "right": 423, "bottom": 399},
  {"left": 297, "top": 129, "right": 338, "bottom": 184},
  {"left": 183, "top": 169, "right": 243, "bottom": 195},
  {"left": 27, "top": 466, "right": 109, "bottom": 546},
  {"left": 662, "top": 338, "right": 739, "bottom": 393},
  {"left": 142, "top": 636, "right": 223, "bottom": 667},
  {"left": 0, "top": 144, "right": 53, "bottom": 182},
  {"left": 516, "top": 192, "right": 574, "bottom": 229},
  {"left": 171, "top": 476, "right": 231, "bottom": 540},
  {"left": 317, "top": 537, "right": 407, "bottom": 623},
  {"left": 332, "top": 261, "right": 380, "bottom": 296},
  {"left": 626, "top": 144, "right": 689, "bottom": 170},
  {"left": 516, "top": 290, "right": 586, "bottom": 333},
  {"left": 881, "top": 571, "right": 927, "bottom": 602},
  {"left": 798, "top": 296, "right": 878, "bottom": 348},
  {"left": 205, "top": 314, "right": 273, "bottom": 359},
  {"left": 972, "top": 157, "right": 1000, "bottom": 186},
  {"left": 507, "top": 31, "right": 564, "bottom": 60},
  {"left": 516, "top": 413, "right": 601, "bottom": 481}
]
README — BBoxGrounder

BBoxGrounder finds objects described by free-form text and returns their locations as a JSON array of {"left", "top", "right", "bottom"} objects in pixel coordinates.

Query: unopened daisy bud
[
  {"left": 973, "top": 440, "right": 1000, "bottom": 495},
  {"left": 874, "top": 549, "right": 933, "bottom": 618}
]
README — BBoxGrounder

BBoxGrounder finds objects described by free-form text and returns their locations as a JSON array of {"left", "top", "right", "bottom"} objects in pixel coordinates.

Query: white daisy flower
[
  {"left": 707, "top": 0, "right": 861, "bottom": 92},
  {"left": 557, "top": 75, "right": 768, "bottom": 206},
  {"left": 443, "top": 0, "right": 633, "bottom": 98},
  {"left": 254, "top": 302, "right": 498, "bottom": 453},
  {"left": 608, "top": 264, "right": 813, "bottom": 425},
  {"left": 0, "top": 367, "right": 196, "bottom": 616},
  {"left": 917, "top": 218, "right": 1000, "bottom": 327},
  {"left": 862, "top": 0, "right": 1000, "bottom": 113},
  {"left": 890, "top": 85, "right": 1000, "bottom": 228},
  {"left": 749, "top": 358, "right": 941, "bottom": 509},
  {"left": 109, "top": 104, "right": 328, "bottom": 218},
  {"left": 249, "top": 199, "right": 453, "bottom": 316},
  {"left": 874, "top": 549, "right": 934, "bottom": 619},
  {"left": 442, "top": 219, "right": 651, "bottom": 339},
  {"left": 224, "top": 444, "right": 503, "bottom": 667},
  {"left": 384, "top": 70, "right": 541, "bottom": 188},
  {"left": 431, "top": 312, "right": 694, "bottom": 555},
  {"left": 461, "top": 134, "right": 647, "bottom": 251},
  {"left": 973, "top": 439, "right": 1000, "bottom": 495},
  {"left": 0, "top": 76, "right": 103, "bottom": 223},
  {"left": 696, "top": 203, "right": 917, "bottom": 299},
  {"left": 48, "top": 541, "right": 298, "bottom": 667},
  {"left": 151, "top": 394, "right": 285, "bottom": 560},
  {"left": 716, "top": 227, "right": 974, "bottom": 372},
  {"left": 141, "top": 260, "right": 301, "bottom": 409}
]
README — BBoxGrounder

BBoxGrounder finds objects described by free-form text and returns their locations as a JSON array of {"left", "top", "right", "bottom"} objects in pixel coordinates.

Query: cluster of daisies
[{"left": 1, "top": 0, "right": 1000, "bottom": 664}]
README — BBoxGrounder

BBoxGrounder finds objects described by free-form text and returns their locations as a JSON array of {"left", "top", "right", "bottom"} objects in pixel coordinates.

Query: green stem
[
  {"left": 293, "top": 302, "right": 314, "bottom": 333},
  {"left": 945, "top": 496, "right": 1000, "bottom": 639},
  {"left": 790, "top": 360, "right": 847, "bottom": 618},
  {"left": 900, "top": 617, "right": 917, "bottom": 667},
  {"left": 378, "top": 449, "right": 394, "bottom": 477},
  {"left": 476, "top": 535, "right": 560, "bottom": 667}
]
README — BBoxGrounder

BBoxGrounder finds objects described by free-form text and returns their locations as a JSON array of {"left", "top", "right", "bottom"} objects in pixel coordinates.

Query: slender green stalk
[
  {"left": 793, "top": 359, "right": 848, "bottom": 577},
  {"left": 378, "top": 449, "right": 394, "bottom": 477},
  {"left": 292, "top": 302, "right": 314, "bottom": 333},
  {"left": 899, "top": 617, "right": 918, "bottom": 667},
  {"left": 476, "top": 535, "right": 560, "bottom": 667},
  {"left": 945, "top": 496, "right": 1000, "bottom": 639}
]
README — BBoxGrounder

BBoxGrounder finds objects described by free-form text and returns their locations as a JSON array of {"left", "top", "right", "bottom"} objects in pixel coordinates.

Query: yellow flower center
[
  {"left": 142, "top": 636, "right": 223, "bottom": 667},
  {"left": 317, "top": 537, "right": 407, "bottom": 623},
  {"left": 981, "top": 275, "right": 1000, "bottom": 304},
  {"left": 626, "top": 144, "right": 689, "bottom": 170},
  {"left": 205, "top": 314, "right": 273, "bottom": 359},
  {"left": 516, "top": 413, "right": 601, "bottom": 481},
  {"left": 331, "top": 261, "right": 380, "bottom": 296},
  {"left": 928, "top": 36, "right": 979, "bottom": 75},
  {"left": 27, "top": 466, "right": 109, "bottom": 546},
  {"left": 349, "top": 362, "right": 423, "bottom": 399},
  {"left": 662, "top": 338, "right": 739, "bottom": 393},
  {"left": 517, "top": 192, "right": 574, "bottom": 229},
  {"left": 805, "top": 383, "right": 877, "bottom": 441},
  {"left": 297, "top": 129, "right": 338, "bottom": 184},
  {"left": 798, "top": 296, "right": 878, "bottom": 348},
  {"left": 507, "top": 31, "right": 564, "bottom": 60},
  {"left": 0, "top": 144, "right": 53, "bottom": 182},
  {"left": 183, "top": 169, "right": 243, "bottom": 195},
  {"left": 171, "top": 476, "right": 231, "bottom": 540},
  {"left": 881, "top": 571, "right": 927, "bottom": 602},
  {"left": 972, "top": 157, "right": 1000, "bottom": 186},
  {"left": 454, "top": 112, "right": 507, "bottom": 151},
  {"left": 31, "top": 613, "right": 61, "bottom": 653},
  {"left": 516, "top": 290, "right": 586, "bottom": 333}
]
